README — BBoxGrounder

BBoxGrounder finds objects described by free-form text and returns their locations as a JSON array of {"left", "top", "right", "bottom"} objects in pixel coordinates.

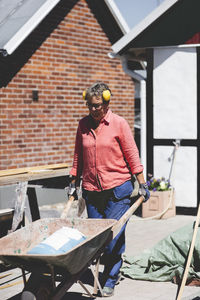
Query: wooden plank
[
  {"left": 0, "top": 209, "right": 14, "bottom": 216},
  {"left": 0, "top": 209, "right": 14, "bottom": 222},
  {"left": 0, "top": 168, "right": 70, "bottom": 187},
  {"left": 27, "top": 163, "right": 69, "bottom": 171},
  {"left": 0, "top": 169, "right": 27, "bottom": 177},
  {"left": 0, "top": 163, "right": 69, "bottom": 177}
]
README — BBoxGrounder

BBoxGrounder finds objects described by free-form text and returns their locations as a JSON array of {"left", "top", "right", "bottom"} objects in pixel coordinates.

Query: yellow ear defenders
[
  {"left": 82, "top": 89, "right": 111, "bottom": 101},
  {"left": 102, "top": 90, "right": 111, "bottom": 101},
  {"left": 82, "top": 90, "right": 86, "bottom": 100}
]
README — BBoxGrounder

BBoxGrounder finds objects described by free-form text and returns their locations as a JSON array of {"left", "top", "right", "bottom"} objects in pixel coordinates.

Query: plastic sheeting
[{"left": 121, "top": 222, "right": 200, "bottom": 282}]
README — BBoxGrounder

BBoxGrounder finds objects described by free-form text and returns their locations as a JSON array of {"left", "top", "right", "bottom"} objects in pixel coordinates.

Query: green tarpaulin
[{"left": 121, "top": 222, "right": 200, "bottom": 282}]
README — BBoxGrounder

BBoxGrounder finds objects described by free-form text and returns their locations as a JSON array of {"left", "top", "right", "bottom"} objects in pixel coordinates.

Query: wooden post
[
  {"left": 27, "top": 186, "right": 41, "bottom": 221},
  {"left": 10, "top": 181, "right": 28, "bottom": 232},
  {"left": 176, "top": 203, "right": 200, "bottom": 300}
]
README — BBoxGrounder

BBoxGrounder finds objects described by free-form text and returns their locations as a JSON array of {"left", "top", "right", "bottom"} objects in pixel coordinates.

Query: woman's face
[{"left": 87, "top": 96, "right": 109, "bottom": 122}]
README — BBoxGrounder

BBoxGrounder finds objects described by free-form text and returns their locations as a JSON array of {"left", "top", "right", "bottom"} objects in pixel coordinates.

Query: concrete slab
[{"left": 0, "top": 214, "right": 200, "bottom": 300}]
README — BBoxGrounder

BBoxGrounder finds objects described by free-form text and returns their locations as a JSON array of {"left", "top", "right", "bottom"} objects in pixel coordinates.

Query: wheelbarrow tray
[{"left": 0, "top": 217, "right": 117, "bottom": 276}]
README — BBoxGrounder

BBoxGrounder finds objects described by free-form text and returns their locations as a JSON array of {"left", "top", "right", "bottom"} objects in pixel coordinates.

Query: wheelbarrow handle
[
  {"left": 111, "top": 195, "right": 144, "bottom": 239},
  {"left": 61, "top": 195, "right": 75, "bottom": 219}
]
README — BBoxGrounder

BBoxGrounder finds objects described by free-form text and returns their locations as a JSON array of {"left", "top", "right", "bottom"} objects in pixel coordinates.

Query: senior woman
[{"left": 70, "top": 82, "right": 149, "bottom": 297}]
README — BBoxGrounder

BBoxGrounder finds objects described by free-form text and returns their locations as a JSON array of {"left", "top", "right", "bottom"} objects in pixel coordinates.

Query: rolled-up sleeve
[{"left": 119, "top": 118, "right": 143, "bottom": 175}]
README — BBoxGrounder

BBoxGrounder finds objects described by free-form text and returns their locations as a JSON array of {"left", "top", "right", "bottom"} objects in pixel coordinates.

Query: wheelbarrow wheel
[
  {"left": 21, "top": 273, "right": 53, "bottom": 300},
  {"left": 21, "top": 287, "right": 51, "bottom": 300},
  {"left": 21, "top": 291, "right": 36, "bottom": 300}
]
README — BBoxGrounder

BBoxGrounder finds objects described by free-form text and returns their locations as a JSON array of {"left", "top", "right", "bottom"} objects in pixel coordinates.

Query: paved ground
[{"left": 0, "top": 209, "right": 200, "bottom": 300}]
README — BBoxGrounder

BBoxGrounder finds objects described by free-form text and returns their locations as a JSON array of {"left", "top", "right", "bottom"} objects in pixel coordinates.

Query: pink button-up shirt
[{"left": 70, "top": 109, "right": 143, "bottom": 191}]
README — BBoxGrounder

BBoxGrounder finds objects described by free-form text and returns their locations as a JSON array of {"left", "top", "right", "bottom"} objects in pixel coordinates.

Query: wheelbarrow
[{"left": 0, "top": 196, "right": 143, "bottom": 299}]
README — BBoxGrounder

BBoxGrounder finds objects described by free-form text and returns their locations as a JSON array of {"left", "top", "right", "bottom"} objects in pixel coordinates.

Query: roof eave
[
  {"left": 120, "top": 43, "right": 200, "bottom": 65},
  {"left": 2, "top": 0, "right": 62, "bottom": 55},
  {"left": 111, "top": 0, "right": 179, "bottom": 55}
]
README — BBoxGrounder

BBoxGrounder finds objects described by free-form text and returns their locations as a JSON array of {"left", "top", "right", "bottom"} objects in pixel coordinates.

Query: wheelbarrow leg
[
  {"left": 52, "top": 275, "right": 97, "bottom": 300},
  {"left": 51, "top": 272, "right": 78, "bottom": 300},
  {"left": 90, "top": 262, "right": 103, "bottom": 297},
  {"left": 77, "top": 280, "right": 95, "bottom": 298},
  {"left": 93, "top": 258, "right": 100, "bottom": 295}
]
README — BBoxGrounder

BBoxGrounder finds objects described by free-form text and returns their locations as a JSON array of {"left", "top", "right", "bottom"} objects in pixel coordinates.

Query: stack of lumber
[{"left": 0, "top": 163, "right": 70, "bottom": 186}]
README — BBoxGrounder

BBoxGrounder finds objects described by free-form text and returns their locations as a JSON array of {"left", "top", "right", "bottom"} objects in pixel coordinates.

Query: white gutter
[
  {"left": 140, "top": 79, "right": 147, "bottom": 178},
  {"left": 3, "top": 0, "right": 61, "bottom": 55},
  {"left": 111, "top": 0, "right": 179, "bottom": 54},
  {"left": 121, "top": 56, "right": 147, "bottom": 179},
  {"left": 154, "top": 43, "right": 200, "bottom": 49},
  {"left": 104, "top": 0, "right": 130, "bottom": 34},
  {"left": 121, "top": 57, "right": 145, "bottom": 81}
]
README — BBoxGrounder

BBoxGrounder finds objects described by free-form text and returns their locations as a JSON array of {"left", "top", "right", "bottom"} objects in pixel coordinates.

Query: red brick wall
[{"left": 0, "top": 0, "right": 135, "bottom": 170}]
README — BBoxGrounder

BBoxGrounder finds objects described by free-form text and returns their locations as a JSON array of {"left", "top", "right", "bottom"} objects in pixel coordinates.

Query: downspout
[
  {"left": 121, "top": 57, "right": 147, "bottom": 179},
  {"left": 0, "top": 49, "right": 8, "bottom": 57},
  {"left": 140, "top": 80, "right": 147, "bottom": 178}
]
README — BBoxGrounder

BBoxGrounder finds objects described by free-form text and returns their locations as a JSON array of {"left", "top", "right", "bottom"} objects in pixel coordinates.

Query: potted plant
[
  {"left": 147, "top": 176, "right": 171, "bottom": 192},
  {"left": 142, "top": 175, "right": 176, "bottom": 219}
]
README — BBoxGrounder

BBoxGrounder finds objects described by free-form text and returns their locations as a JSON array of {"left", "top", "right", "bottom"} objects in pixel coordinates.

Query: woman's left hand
[{"left": 139, "top": 183, "right": 150, "bottom": 202}]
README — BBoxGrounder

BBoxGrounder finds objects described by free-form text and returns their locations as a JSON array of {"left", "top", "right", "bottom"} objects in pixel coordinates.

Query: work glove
[
  {"left": 65, "top": 180, "right": 78, "bottom": 200},
  {"left": 130, "top": 179, "right": 139, "bottom": 198},
  {"left": 68, "top": 181, "right": 76, "bottom": 196},
  {"left": 139, "top": 183, "right": 150, "bottom": 202}
]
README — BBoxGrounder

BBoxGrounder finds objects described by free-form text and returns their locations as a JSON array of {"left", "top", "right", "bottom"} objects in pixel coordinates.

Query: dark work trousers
[{"left": 83, "top": 180, "right": 133, "bottom": 289}]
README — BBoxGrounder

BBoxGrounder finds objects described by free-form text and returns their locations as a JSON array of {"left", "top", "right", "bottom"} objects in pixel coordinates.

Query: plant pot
[{"left": 142, "top": 190, "right": 176, "bottom": 219}]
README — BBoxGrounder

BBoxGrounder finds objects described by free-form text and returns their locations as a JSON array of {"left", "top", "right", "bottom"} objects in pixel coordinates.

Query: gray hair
[{"left": 85, "top": 82, "right": 111, "bottom": 102}]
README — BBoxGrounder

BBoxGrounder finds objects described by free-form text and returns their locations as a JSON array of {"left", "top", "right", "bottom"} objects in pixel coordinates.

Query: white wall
[
  {"left": 154, "top": 47, "right": 197, "bottom": 139},
  {"left": 153, "top": 46, "right": 197, "bottom": 207},
  {"left": 154, "top": 146, "right": 197, "bottom": 207}
]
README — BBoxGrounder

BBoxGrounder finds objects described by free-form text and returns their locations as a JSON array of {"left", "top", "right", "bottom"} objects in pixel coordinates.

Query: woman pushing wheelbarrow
[{"left": 70, "top": 81, "right": 150, "bottom": 297}]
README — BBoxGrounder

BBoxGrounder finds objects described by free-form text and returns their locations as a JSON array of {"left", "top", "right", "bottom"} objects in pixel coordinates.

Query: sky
[{"left": 114, "top": 0, "right": 165, "bottom": 29}]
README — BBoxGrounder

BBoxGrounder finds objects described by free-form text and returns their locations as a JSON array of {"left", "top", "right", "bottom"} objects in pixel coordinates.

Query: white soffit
[{"left": 111, "top": 0, "right": 179, "bottom": 54}]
